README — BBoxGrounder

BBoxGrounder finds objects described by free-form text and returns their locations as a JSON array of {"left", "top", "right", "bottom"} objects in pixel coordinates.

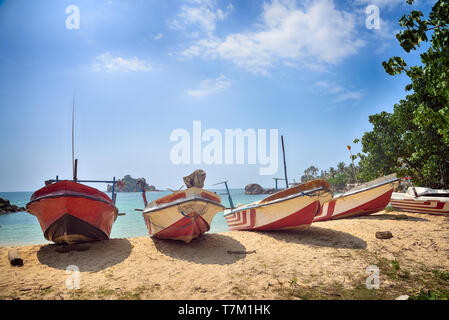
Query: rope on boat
[
  {"left": 178, "top": 202, "right": 209, "bottom": 218},
  {"left": 147, "top": 202, "right": 210, "bottom": 232}
]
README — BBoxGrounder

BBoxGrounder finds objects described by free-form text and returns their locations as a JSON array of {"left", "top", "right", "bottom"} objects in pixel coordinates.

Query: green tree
[
  {"left": 327, "top": 173, "right": 350, "bottom": 191},
  {"left": 358, "top": 0, "right": 449, "bottom": 188}
]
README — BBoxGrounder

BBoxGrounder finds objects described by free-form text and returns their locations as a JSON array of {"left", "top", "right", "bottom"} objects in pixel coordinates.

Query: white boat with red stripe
[
  {"left": 390, "top": 187, "right": 449, "bottom": 215},
  {"left": 224, "top": 180, "right": 333, "bottom": 232},
  {"left": 142, "top": 187, "right": 225, "bottom": 243},
  {"left": 314, "top": 174, "right": 400, "bottom": 222}
]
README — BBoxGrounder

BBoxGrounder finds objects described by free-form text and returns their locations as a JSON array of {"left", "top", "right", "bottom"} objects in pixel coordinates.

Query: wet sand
[{"left": 1, "top": 210, "right": 448, "bottom": 300}]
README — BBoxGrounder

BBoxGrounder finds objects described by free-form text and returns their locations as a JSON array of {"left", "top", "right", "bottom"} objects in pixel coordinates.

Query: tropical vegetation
[
  {"left": 300, "top": 162, "right": 360, "bottom": 191},
  {"left": 355, "top": 0, "right": 449, "bottom": 189}
]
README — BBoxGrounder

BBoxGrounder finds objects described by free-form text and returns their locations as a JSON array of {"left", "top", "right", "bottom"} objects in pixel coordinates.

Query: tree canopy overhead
[{"left": 357, "top": 0, "right": 449, "bottom": 188}]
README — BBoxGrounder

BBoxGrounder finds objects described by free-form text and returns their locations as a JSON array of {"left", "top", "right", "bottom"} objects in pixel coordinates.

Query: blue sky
[{"left": 0, "top": 0, "right": 433, "bottom": 191}]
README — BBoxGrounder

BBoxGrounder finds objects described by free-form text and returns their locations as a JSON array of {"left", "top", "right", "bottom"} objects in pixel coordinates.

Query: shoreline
[{"left": 1, "top": 210, "right": 448, "bottom": 300}]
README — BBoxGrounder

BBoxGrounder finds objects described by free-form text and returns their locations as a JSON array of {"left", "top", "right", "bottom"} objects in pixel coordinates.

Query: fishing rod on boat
[{"left": 212, "top": 181, "right": 235, "bottom": 209}]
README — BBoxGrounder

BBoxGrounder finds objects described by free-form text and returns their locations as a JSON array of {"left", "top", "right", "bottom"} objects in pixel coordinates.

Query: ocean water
[{"left": 0, "top": 189, "right": 267, "bottom": 246}]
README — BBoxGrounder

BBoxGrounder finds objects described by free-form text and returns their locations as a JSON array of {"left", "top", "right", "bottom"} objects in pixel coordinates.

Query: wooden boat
[
  {"left": 390, "top": 187, "right": 449, "bottom": 215},
  {"left": 26, "top": 179, "right": 119, "bottom": 244},
  {"left": 142, "top": 187, "right": 225, "bottom": 243},
  {"left": 26, "top": 97, "right": 122, "bottom": 244},
  {"left": 224, "top": 180, "right": 333, "bottom": 231},
  {"left": 314, "top": 174, "right": 400, "bottom": 222}
]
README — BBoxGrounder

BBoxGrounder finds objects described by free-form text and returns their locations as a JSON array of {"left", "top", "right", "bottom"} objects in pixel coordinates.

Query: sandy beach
[{"left": 1, "top": 210, "right": 448, "bottom": 300}]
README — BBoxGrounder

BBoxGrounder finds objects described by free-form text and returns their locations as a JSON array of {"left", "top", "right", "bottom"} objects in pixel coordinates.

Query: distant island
[
  {"left": 107, "top": 175, "right": 159, "bottom": 193},
  {"left": 245, "top": 184, "right": 276, "bottom": 195}
]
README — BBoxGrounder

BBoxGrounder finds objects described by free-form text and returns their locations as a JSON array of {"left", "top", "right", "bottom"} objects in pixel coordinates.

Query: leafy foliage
[
  {"left": 409, "top": 289, "right": 449, "bottom": 300},
  {"left": 358, "top": 0, "right": 449, "bottom": 188}
]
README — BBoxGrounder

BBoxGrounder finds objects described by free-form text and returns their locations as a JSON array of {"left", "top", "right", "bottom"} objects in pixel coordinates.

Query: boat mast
[
  {"left": 72, "top": 93, "right": 76, "bottom": 181},
  {"left": 281, "top": 135, "right": 289, "bottom": 189}
]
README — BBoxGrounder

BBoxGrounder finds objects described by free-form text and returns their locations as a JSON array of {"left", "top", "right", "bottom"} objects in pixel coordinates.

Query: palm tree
[
  {"left": 337, "top": 162, "right": 346, "bottom": 174},
  {"left": 301, "top": 165, "right": 319, "bottom": 182}
]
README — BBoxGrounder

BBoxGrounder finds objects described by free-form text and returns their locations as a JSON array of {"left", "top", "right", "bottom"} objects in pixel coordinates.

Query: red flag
[{"left": 347, "top": 145, "right": 351, "bottom": 150}]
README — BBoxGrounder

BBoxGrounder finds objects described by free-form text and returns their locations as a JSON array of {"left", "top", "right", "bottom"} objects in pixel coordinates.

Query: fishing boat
[
  {"left": 26, "top": 177, "right": 120, "bottom": 243},
  {"left": 26, "top": 95, "right": 122, "bottom": 244},
  {"left": 313, "top": 174, "right": 400, "bottom": 222},
  {"left": 224, "top": 179, "right": 333, "bottom": 231},
  {"left": 223, "top": 136, "right": 332, "bottom": 232},
  {"left": 390, "top": 187, "right": 449, "bottom": 215},
  {"left": 140, "top": 170, "right": 225, "bottom": 243}
]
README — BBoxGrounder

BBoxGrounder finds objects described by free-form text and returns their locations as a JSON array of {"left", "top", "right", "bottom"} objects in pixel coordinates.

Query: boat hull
[
  {"left": 314, "top": 181, "right": 398, "bottom": 222},
  {"left": 390, "top": 196, "right": 449, "bottom": 215},
  {"left": 225, "top": 181, "right": 333, "bottom": 232},
  {"left": 225, "top": 200, "right": 321, "bottom": 231},
  {"left": 142, "top": 188, "right": 224, "bottom": 243},
  {"left": 26, "top": 181, "right": 118, "bottom": 244}
]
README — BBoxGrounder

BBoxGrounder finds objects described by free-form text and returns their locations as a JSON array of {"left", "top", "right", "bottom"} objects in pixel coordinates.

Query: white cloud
[
  {"left": 187, "top": 75, "right": 231, "bottom": 97},
  {"left": 315, "top": 81, "right": 363, "bottom": 103},
  {"left": 169, "top": 0, "right": 233, "bottom": 35},
  {"left": 92, "top": 52, "right": 152, "bottom": 72},
  {"left": 332, "top": 91, "right": 363, "bottom": 103},
  {"left": 154, "top": 33, "right": 163, "bottom": 40},
  {"left": 180, "top": 0, "right": 365, "bottom": 74},
  {"left": 354, "top": 0, "right": 404, "bottom": 10}
]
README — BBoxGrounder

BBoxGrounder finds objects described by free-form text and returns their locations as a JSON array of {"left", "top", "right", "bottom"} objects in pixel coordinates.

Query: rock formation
[
  {"left": 0, "top": 198, "right": 26, "bottom": 215},
  {"left": 107, "top": 175, "right": 158, "bottom": 192},
  {"left": 244, "top": 184, "right": 276, "bottom": 195}
]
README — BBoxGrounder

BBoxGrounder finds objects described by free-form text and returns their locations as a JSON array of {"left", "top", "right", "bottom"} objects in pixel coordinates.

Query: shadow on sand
[
  {"left": 153, "top": 233, "right": 247, "bottom": 265},
  {"left": 257, "top": 226, "right": 367, "bottom": 249},
  {"left": 37, "top": 238, "right": 132, "bottom": 272},
  {"left": 356, "top": 213, "right": 429, "bottom": 222}
]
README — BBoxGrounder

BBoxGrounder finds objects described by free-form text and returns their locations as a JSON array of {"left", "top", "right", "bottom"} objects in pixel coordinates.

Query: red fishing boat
[
  {"left": 27, "top": 178, "right": 120, "bottom": 244},
  {"left": 26, "top": 97, "right": 122, "bottom": 244}
]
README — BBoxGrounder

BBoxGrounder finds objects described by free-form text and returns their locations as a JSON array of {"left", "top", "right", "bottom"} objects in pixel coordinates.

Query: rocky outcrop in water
[
  {"left": 0, "top": 198, "right": 25, "bottom": 215},
  {"left": 107, "top": 175, "right": 159, "bottom": 192},
  {"left": 245, "top": 184, "right": 276, "bottom": 195}
]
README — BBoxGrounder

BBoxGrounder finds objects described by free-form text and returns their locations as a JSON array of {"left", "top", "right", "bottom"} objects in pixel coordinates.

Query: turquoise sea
[{"left": 0, "top": 189, "right": 267, "bottom": 246}]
